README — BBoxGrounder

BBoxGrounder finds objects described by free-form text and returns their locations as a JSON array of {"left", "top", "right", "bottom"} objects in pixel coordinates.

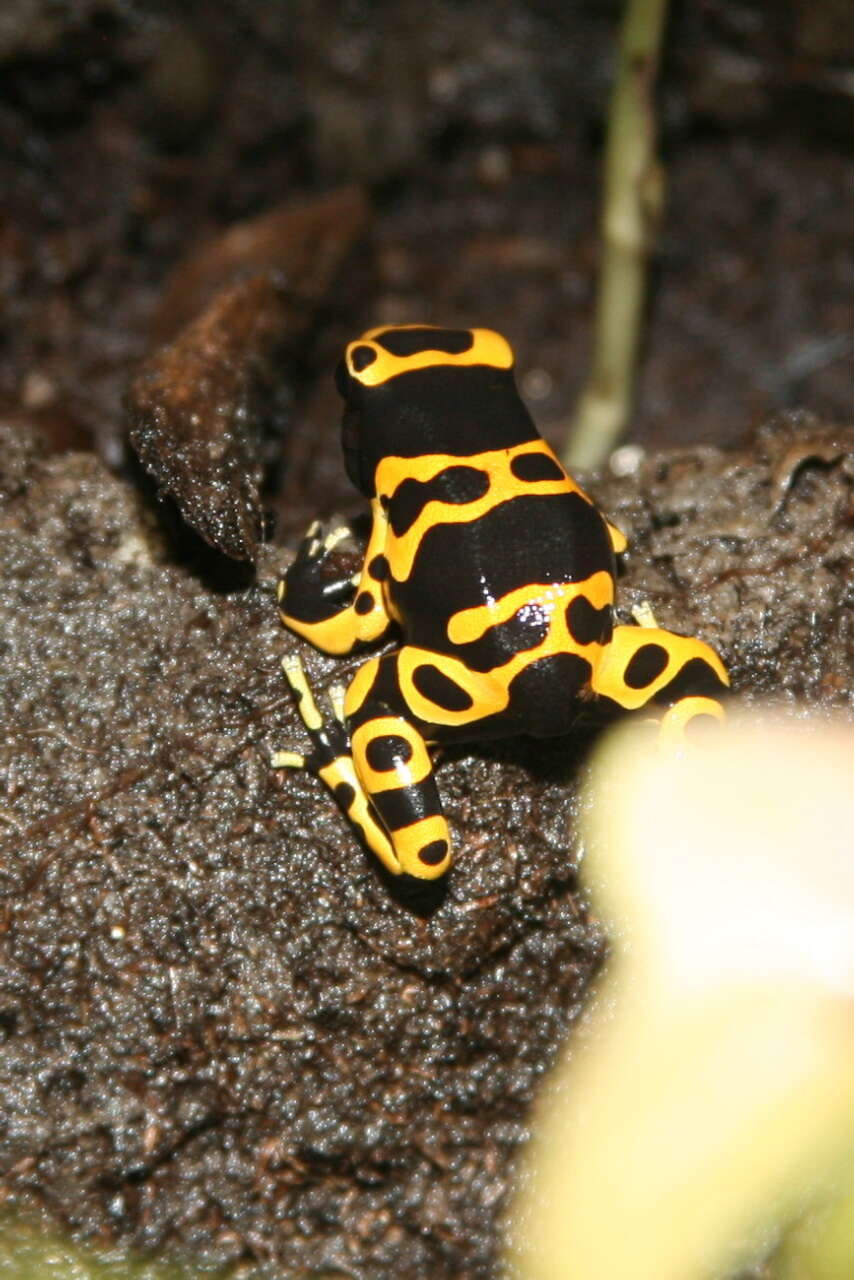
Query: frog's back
[
  {"left": 338, "top": 325, "right": 617, "bottom": 694},
  {"left": 383, "top": 445, "right": 616, "bottom": 662}
]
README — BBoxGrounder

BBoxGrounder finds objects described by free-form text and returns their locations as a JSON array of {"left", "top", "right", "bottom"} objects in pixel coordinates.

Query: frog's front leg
[
  {"left": 278, "top": 498, "right": 392, "bottom": 656},
  {"left": 590, "top": 621, "right": 730, "bottom": 747}
]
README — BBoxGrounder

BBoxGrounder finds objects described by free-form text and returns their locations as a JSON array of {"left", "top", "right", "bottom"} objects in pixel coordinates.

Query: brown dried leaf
[{"left": 128, "top": 188, "right": 369, "bottom": 562}]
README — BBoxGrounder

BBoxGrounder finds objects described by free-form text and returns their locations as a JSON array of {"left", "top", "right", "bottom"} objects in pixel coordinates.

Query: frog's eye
[
  {"left": 339, "top": 343, "right": 380, "bottom": 393},
  {"left": 349, "top": 344, "right": 377, "bottom": 372},
  {"left": 341, "top": 342, "right": 378, "bottom": 383}
]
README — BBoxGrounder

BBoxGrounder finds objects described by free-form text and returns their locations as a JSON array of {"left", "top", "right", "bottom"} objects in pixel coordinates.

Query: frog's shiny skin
[{"left": 277, "top": 325, "right": 729, "bottom": 881}]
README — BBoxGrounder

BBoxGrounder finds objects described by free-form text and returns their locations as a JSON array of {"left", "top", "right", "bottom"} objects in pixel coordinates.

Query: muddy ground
[{"left": 0, "top": 2, "right": 852, "bottom": 1276}]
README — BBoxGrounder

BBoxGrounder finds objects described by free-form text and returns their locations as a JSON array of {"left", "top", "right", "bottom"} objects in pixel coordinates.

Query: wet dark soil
[
  {"left": 0, "top": 408, "right": 849, "bottom": 1277},
  {"left": 0, "top": 2, "right": 852, "bottom": 1276}
]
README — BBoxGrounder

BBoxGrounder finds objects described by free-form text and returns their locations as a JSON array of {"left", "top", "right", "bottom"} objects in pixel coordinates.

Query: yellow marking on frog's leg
[
  {"left": 281, "top": 654, "right": 323, "bottom": 730},
  {"left": 276, "top": 653, "right": 402, "bottom": 874},
  {"left": 387, "top": 815, "right": 451, "bottom": 881},
  {"left": 591, "top": 624, "right": 728, "bottom": 711},
  {"left": 591, "top": 623, "right": 729, "bottom": 746},
  {"left": 631, "top": 601, "right": 658, "bottom": 628},
  {"left": 279, "top": 498, "right": 393, "bottom": 656},
  {"left": 315, "top": 756, "right": 400, "bottom": 876},
  {"left": 395, "top": 646, "right": 510, "bottom": 731},
  {"left": 328, "top": 683, "right": 346, "bottom": 724},
  {"left": 657, "top": 695, "right": 726, "bottom": 751},
  {"left": 350, "top": 716, "right": 434, "bottom": 794},
  {"left": 606, "top": 519, "right": 628, "bottom": 555},
  {"left": 343, "top": 653, "right": 453, "bottom": 879}
]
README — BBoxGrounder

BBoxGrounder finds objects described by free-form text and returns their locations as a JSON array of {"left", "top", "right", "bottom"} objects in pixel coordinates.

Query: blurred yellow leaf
[{"left": 509, "top": 714, "right": 854, "bottom": 1280}]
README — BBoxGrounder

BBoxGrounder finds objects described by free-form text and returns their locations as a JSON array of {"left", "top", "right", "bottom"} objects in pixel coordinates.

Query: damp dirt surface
[
  {"left": 0, "top": 414, "right": 850, "bottom": 1277},
  {"left": 0, "top": 2, "right": 852, "bottom": 1276}
]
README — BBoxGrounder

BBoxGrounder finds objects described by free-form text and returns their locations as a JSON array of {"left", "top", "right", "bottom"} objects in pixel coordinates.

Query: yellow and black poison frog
[{"left": 275, "top": 326, "right": 729, "bottom": 882}]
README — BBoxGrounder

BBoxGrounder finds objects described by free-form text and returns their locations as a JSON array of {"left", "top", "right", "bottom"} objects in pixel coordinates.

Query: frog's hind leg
[
  {"left": 273, "top": 654, "right": 399, "bottom": 876},
  {"left": 590, "top": 620, "right": 730, "bottom": 748},
  {"left": 343, "top": 652, "right": 454, "bottom": 881}
]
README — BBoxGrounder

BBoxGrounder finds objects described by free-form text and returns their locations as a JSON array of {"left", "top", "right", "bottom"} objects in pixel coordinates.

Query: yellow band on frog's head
[{"left": 343, "top": 325, "right": 514, "bottom": 389}]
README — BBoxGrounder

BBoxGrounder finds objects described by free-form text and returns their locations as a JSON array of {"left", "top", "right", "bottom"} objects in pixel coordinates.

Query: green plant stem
[{"left": 562, "top": 0, "right": 670, "bottom": 471}]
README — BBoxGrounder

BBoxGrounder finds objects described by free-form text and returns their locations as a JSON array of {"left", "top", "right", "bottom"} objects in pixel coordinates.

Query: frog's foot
[
  {"left": 270, "top": 747, "right": 306, "bottom": 769},
  {"left": 292, "top": 519, "right": 354, "bottom": 564},
  {"left": 591, "top": 623, "right": 729, "bottom": 748},
  {"left": 631, "top": 601, "right": 658, "bottom": 629},
  {"left": 327, "top": 682, "right": 347, "bottom": 724},
  {"left": 273, "top": 654, "right": 350, "bottom": 770},
  {"left": 277, "top": 516, "right": 363, "bottom": 636}
]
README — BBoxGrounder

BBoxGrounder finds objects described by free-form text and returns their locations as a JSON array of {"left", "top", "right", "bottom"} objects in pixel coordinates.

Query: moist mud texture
[
  {"left": 1, "top": 2, "right": 853, "bottom": 1275},
  {"left": 0, "top": 413, "right": 850, "bottom": 1277}
]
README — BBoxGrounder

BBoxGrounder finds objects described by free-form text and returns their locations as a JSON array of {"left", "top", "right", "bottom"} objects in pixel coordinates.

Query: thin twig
[{"left": 562, "top": 0, "right": 671, "bottom": 471}]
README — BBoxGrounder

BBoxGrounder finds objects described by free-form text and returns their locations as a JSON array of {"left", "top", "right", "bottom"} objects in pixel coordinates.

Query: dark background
[{"left": 2, "top": 0, "right": 853, "bottom": 476}]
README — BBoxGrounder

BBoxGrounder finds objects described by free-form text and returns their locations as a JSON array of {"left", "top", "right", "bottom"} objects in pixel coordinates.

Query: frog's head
[
  {"left": 334, "top": 325, "right": 525, "bottom": 495},
  {"left": 340, "top": 325, "right": 512, "bottom": 392}
]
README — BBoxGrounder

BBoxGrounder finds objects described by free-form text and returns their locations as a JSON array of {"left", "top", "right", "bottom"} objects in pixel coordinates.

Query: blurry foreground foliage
[
  {"left": 776, "top": 1162, "right": 854, "bottom": 1280},
  {"left": 0, "top": 1212, "right": 216, "bottom": 1279},
  {"left": 509, "top": 712, "right": 854, "bottom": 1280}
]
